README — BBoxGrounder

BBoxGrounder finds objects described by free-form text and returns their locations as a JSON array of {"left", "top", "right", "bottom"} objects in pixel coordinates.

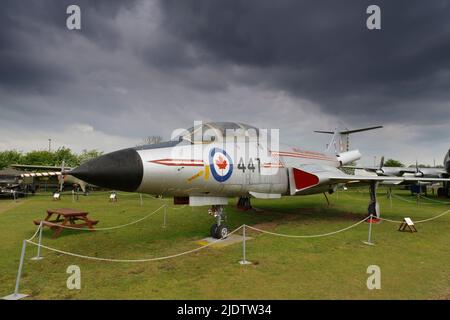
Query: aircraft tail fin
[{"left": 314, "top": 125, "right": 383, "bottom": 154}]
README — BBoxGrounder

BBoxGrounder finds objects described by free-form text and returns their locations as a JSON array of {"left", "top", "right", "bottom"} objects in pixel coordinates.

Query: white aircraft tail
[{"left": 315, "top": 125, "right": 383, "bottom": 154}]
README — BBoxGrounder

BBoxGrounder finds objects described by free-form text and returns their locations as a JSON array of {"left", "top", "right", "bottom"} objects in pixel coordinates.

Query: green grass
[{"left": 0, "top": 188, "right": 449, "bottom": 299}]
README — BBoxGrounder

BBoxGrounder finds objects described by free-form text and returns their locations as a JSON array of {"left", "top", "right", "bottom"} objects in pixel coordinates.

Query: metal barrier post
[
  {"left": 139, "top": 193, "right": 143, "bottom": 206},
  {"left": 388, "top": 188, "right": 392, "bottom": 209},
  {"left": 162, "top": 206, "right": 167, "bottom": 228},
  {"left": 239, "top": 225, "right": 252, "bottom": 265},
  {"left": 31, "top": 222, "right": 44, "bottom": 261},
  {"left": 363, "top": 215, "right": 375, "bottom": 246},
  {"left": 2, "top": 240, "right": 29, "bottom": 300}
]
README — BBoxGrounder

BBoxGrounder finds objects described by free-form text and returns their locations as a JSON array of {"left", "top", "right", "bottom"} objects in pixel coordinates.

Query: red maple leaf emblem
[{"left": 215, "top": 155, "right": 228, "bottom": 170}]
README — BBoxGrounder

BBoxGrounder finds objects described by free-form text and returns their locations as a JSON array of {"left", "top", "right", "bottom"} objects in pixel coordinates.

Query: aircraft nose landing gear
[{"left": 208, "top": 205, "right": 229, "bottom": 239}]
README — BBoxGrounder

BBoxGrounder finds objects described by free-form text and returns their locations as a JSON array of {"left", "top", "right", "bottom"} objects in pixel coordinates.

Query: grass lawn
[{"left": 0, "top": 188, "right": 448, "bottom": 299}]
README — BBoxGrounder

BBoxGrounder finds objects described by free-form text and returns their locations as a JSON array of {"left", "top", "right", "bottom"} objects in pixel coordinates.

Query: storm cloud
[{"left": 0, "top": 0, "right": 449, "bottom": 165}]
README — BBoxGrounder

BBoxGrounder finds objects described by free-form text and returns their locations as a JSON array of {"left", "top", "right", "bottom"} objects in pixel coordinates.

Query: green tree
[
  {"left": 384, "top": 159, "right": 405, "bottom": 167},
  {"left": 78, "top": 149, "right": 103, "bottom": 164},
  {"left": 0, "top": 148, "right": 102, "bottom": 169},
  {"left": 21, "top": 150, "right": 55, "bottom": 166},
  {"left": 20, "top": 147, "right": 79, "bottom": 167},
  {"left": 0, "top": 150, "right": 23, "bottom": 169},
  {"left": 53, "top": 147, "right": 79, "bottom": 167}
]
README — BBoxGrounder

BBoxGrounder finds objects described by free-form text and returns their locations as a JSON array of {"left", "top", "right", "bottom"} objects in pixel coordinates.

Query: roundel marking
[{"left": 209, "top": 148, "right": 233, "bottom": 182}]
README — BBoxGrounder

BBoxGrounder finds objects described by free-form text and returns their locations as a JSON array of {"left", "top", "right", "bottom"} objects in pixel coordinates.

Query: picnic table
[{"left": 33, "top": 208, "right": 99, "bottom": 238}]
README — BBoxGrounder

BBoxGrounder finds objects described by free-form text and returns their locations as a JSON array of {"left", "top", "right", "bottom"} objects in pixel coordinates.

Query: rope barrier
[
  {"left": 419, "top": 195, "right": 450, "bottom": 205},
  {"left": 25, "top": 225, "right": 243, "bottom": 263},
  {"left": 340, "top": 192, "right": 450, "bottom": 223},
  {"left": 246, "top": 216, "right": 370, "bottom": 238},
  {"left": 379, "top": 208, "right": 450, "bottom": 224},
  {"left": 414, "top": 209, "right": 450, "bottom": 223},
  {"left": 23, "top": 214, "right": 382, "bottom": 263},
  {"left": 170, "top": 205, "right": 188, "bottom": 210},
  {"left": 5, "top": 201, "right": 447, "bottom": 300},
  {"left": 391, "top": 194, "right": 418, "bottom": 204},
  {"left": 335, "top": 192, "right": 368, "bottom": 202},
  {"left": 27, "top": 223, "right": 42, "bottom": 241},
  {"left": 37, "top": 205, "right": 167, "bottom": 231},
  {"left": 378, "top": 217, "right": 403, "bottom": 223},
  {"left": 18, "top": 192, "right": 450, "bottom": 264}
]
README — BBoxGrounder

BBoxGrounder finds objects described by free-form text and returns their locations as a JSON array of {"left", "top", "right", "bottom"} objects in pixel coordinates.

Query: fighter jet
[{"left": 70, "top": 122, "right": 450, "bottom": 238}]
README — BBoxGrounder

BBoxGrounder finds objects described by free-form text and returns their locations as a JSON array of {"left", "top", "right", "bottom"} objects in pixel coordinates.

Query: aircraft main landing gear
[
  {"left": 208, "top": 205, "right": 229, "bottom": 239},
  {"left": 368, "top": 181, "right": 381, "bottom": 223},
  {"left": 237, "top": 196, "right": 252, "bottom": 210}
]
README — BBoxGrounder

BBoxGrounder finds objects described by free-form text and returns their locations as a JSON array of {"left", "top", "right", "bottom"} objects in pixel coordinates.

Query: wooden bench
[{"left": 33, "top": 208, "right": 99, "bottom": 238}]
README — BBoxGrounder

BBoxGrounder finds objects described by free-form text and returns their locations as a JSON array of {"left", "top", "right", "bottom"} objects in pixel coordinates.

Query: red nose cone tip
[{"left": 70, "top": 148, "right": 144, "bottom": 192}]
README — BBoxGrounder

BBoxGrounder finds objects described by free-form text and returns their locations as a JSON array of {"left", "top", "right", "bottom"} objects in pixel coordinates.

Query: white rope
[
  {"left": 379, "top": 208, "right": 450, "bottom": 224},
  {"left": 170, "top": 205, "right": 188, "bottom": 210},
  {"left": 419, "top": 195, "right": 450, "bottom": 205},
  {"left": 26, "top": 223, "right": 42, "bottom": 241},
  {"left": 391, "top": 194, "right": 418, "bottom": 204},
  {"left": 246, "top": 216, "right": 369, "bottom": 238},
  {"left": 41, "top": 205, "right": 166, "bottom": 231},
  {"left": 25, "top": 225, "right": 243, "bottom": 263},
  {"left": 336, "top": 192, "right": 368, "bottom": 202},
  {"left": 23, "top": 206, "right": 450, "bottom": 264},
  {"left": 378, "top": 217, "right": 403, "bottom": 223},
  {"left": 415, "top": 209, "right": 450, "bottom": 223}
]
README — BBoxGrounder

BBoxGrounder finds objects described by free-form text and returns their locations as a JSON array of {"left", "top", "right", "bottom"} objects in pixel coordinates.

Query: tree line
[{"left": 0, "top": 148, "right": 103, "bottom": 170}]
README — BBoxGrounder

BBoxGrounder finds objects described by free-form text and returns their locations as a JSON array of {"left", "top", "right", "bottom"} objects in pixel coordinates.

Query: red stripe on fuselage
[
  {"left": 272, "top": 151, "right": 336, "bottom": 162},
  {"left": 149, "top": 159, "right": 204, "bottom": 166}
]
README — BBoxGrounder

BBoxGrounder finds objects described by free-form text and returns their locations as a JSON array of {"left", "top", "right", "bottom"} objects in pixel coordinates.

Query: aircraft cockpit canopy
[{"left": 177, "top": 122, "right": 261, "bottom": 144}]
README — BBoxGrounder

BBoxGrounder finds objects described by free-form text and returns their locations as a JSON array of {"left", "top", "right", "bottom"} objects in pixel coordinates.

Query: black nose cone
[{"left": 71, "top": 148, "right": 143, "bottom": 192}]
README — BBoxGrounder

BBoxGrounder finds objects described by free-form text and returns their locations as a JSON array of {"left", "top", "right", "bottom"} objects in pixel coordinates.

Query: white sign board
[{"left": 404, "top": 217, "right": 414, "bottom": 226}]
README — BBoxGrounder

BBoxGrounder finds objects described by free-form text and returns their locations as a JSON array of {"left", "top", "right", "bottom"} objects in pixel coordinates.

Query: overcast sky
[{"left": 0, "top": 0, "right": 449, "bottom": 166}]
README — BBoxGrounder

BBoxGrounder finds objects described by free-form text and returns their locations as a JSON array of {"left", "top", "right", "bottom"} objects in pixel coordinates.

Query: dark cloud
[
  {"left": 0, "top": 0, "right": 448, "bottom": 163},
  {"left": 0, "top": 0, "right": 140, "bottom": 91},
  {"left": 159, "top": 0, "right": 450, "bottom": 124}
]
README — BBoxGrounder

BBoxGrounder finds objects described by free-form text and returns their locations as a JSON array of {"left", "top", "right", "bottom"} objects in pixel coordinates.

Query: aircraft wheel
[
  {"left": 216, "top": 224, "right": 229, "bottom": 239},
  {"left": 210, "top": 223, "right": 218, "bottom": 238}
]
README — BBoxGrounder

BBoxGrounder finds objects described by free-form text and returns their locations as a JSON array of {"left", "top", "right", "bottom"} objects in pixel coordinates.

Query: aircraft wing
[
  {"left": 342, "top": 165, "right": 378, "bottom": 170},
  {"left": 10, "top": 164, "right": 73, "bottom": 171},
  {"left": 342, "top": 165, "right": 446, "bottom": 178},
  {"left": 342, "top": 165, "right": 416, "bottom": 172},
  {"left": 328, "top": 175, "right": 448, "bottom": 184},
  {"left": 289, "top": 164, "right": 450, "bottom": 195}
]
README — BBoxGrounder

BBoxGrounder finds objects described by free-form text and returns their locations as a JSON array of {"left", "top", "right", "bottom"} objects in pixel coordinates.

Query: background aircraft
[
  {"left": 70, "top": 122, "right": 450, "bottom": 238},
  {"left": 346, "top": 151, "right": 450, "bottom": 196},
  {"left": 347, "top": 155, "right": 449, "bottom": 178},
  {"left": 314, "top": 125, "right": 383, "bottom": 153},
  {"left": 0, "top": 167, "right": 34, "bottom": 197},
  {"left": 11, "top": 163, "right": 91, "bottom": 193}
]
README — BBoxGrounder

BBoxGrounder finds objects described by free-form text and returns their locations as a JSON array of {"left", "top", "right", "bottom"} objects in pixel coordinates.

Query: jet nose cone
[{"left": 71, "top": 148, "right": 143, "bottom": 192}]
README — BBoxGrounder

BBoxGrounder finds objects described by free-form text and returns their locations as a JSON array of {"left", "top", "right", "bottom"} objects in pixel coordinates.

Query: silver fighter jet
[{"left": 70, "top": 122, "right": 450, "bottom": 238}]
